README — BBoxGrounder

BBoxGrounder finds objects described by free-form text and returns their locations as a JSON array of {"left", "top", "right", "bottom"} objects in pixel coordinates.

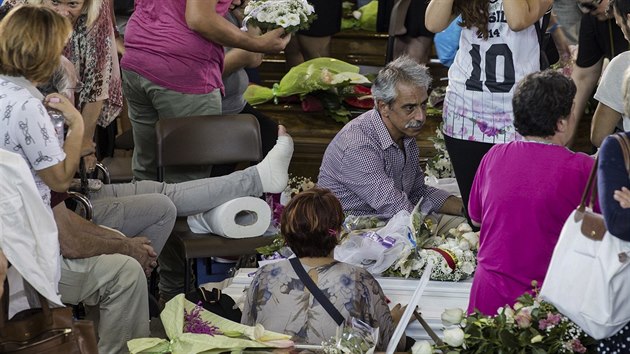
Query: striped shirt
[{"left": 318, "top": 109, "right": 452, "bottom": 217}]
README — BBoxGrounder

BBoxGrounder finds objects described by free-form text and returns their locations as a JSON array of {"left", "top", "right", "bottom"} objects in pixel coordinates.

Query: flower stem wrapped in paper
[
  {"left": 242, "top": 0, "right": 316, "bottom": 33},
  {"left": 127, "top": 294, "right": 293, "bottom": 354},
  {"left": 244, "top": 58, "right": 371, "bottom": 123}
]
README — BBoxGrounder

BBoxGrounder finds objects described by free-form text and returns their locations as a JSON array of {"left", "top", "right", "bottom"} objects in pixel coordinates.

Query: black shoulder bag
[
  {"left": 289, "top": 258, "right": 345, "bottom": 326},
  {"left": 534, "top": 9, "right": 560, "bottom": 69}
]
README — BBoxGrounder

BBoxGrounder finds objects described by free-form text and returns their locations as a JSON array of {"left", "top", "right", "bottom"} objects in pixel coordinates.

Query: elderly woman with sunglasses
[{"left": 1, "top": 0, "right": 122, "bottom": 171}]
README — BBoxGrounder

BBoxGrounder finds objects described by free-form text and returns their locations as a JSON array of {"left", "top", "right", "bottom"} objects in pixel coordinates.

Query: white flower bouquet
[
  {"left": 383, "top": 214, "right": 479, "bottom": 281},
  {"left": 242, "top": 0, "right": 317, "bottom": 33}
]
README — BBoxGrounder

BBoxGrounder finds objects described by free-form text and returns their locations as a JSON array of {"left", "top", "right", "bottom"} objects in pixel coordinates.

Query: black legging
[{"left": 443, "top": 134, "right": 494, "bottom": 228}]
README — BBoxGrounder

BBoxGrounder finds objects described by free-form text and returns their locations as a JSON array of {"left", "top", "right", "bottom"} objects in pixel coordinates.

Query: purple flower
[
  {"left": 477, "top": 121, "right": 501, "bottom": 137},
  {"left": 538, "top": 312, "right": 562, "bottom": 330},
  {"left": 183, "top": 302, "right": 222, "bottom": 336},
  {"left": 265, "top": 193, "right": 284, "bottom": 228},
  {"left": 566, "top": 339, "right": 587, "bottom": 353}
]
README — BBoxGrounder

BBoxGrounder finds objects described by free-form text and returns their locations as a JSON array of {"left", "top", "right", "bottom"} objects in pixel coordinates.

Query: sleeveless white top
[{"left": 443, "top": 0, "right": 540, "bottom": 143}]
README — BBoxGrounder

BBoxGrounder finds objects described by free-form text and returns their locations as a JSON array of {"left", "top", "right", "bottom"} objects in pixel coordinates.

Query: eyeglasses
[{"left": 577, "top": 0, "right": 603, "bottom": 13}]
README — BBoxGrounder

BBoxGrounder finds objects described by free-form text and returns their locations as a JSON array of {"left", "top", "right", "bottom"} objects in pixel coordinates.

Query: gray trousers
[
  {"left": 121, "top": 69, "right": 223, "bottom": 183},
  {"left": 89, "top": 167, "right": 263, "bottom": 298},
  {"left": 60, "top": 255, "right": 148, "bottom": 354}
]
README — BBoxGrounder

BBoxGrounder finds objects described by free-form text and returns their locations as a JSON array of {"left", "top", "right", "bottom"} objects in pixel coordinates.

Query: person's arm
[
  {"left": 36, "top": 94, "right": 84, "bottom": 192},
  {"left": 503, "top": 0, "right": 552, "bottom": 31},
  {"left": 438, "top": 195, "right": 465, "bottom": 216},
  {"left": 223, "top": 48, "right": 264, "bottom": 77},
  {"left": 597, "top": 135, "right": 630, "bottom": 239},
  {"left": 571, "top": 59, "right": 604, "bottom": 137},
  {"left": 425, "top": 0, "right": 457, "bottom": 33},
  {"left": 79, "top": 101, "right": 103, "bottom": 168},
  {"left": 591, "top": 103, "right": 621, "bottom": 147},
  {"left": 52, "top": 203, "right": 158, "bottom": 276},
  {"left": 185, "top": 0, "right": 290, "bottom": 53}
]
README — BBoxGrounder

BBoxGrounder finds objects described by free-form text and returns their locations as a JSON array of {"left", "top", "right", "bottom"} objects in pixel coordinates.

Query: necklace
[{"left": 522, "top": 138, "right": 558, "bottom": 146}]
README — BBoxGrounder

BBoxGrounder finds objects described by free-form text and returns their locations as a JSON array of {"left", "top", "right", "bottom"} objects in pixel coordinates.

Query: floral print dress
[
  {"left": 1, "top": 0, "right": 122, "bottom": 128},
  {"left": 241, "top": 260, "right": 396, "bottom": 351}
]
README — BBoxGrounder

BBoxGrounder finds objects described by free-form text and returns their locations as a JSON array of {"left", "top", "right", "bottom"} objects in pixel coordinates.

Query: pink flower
[
  {"left": 538, "top": 312, "right": 562, "bottom": 330},
  {"left": 514, "top": 308, "right": 532, "bottom": 329},
  {"left": 566, "top": 339, "right": 587, "bottom": 353}
]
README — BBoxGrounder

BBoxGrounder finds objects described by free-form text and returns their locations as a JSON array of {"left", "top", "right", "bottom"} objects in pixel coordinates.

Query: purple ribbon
[{"left": 362, "top": 232, "right": 397, "bottom": 249}]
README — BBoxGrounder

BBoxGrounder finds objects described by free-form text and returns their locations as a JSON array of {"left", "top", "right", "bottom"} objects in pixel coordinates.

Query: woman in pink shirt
[{"left": 467, "top": 70, "right": 596, "bottom": 315}]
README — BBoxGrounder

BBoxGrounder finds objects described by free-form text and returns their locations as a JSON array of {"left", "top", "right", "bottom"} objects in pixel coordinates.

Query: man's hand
[
  {"left": 439, "top": 195, "right": 466, "bottom": 216},
  {"left": 125, "top": 237, "right": 158, "bottom": 277}
]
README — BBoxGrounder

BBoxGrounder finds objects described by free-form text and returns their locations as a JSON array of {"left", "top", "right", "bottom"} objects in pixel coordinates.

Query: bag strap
[
  {"left": 534, "top": 8, "right": 552, "bottom": 50},
  {"left": 289, "top": 258, "right": 345, "bottom": 326},
  {"left": 611, "top": 133, "right": 630, "bottom": 175},
  {"left": 578, "top": 156, "right": 599, "bottom": 212}
]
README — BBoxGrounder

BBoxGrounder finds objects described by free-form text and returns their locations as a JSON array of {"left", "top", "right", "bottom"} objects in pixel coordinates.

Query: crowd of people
[{"left": 0, "top": 0, "right": 630, "bottom": 353}]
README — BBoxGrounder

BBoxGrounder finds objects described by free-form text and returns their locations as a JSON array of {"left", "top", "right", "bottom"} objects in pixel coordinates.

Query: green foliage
[{"left": 435, "top": 289, "right": 597, "bottom": 354}]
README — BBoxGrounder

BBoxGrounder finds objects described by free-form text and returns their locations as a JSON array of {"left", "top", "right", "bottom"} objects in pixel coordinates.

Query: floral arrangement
[
  {"left": 383, "top": 218, "right": 478, "bottom": 281},
  {"left": 258, "top": 175, "right": 316, "bottom": 258},
  {"left": 244, "top": 58, "right": 372, "bottom": 123},
  {"left": 242, "top": 0, "right": 316, "bottom": 33},
  {"left": 412, "top": 287, "right": 597, "bottom": 354},
  {"left": 340, "top": 0, "right": 378, "bottom": 31},
  {"left": 424, "top": 123, "right": 454, "bottom": 180},
  {"left": 127, "top": 295, "right": 293, "bottom": 353},
  {"left": 322, "top": 317, "right": 378, "bottom": 354}
]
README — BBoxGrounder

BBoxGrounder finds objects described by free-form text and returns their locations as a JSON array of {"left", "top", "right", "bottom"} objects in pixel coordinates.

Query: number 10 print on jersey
[{"left": 465, "top": 43, "right": 515, "bottom": 93}]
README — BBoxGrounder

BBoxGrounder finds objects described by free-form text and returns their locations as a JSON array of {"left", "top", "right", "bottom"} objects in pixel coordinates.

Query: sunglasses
[{"left": 577, "top": 0, "right": 603, "bottom": 13}]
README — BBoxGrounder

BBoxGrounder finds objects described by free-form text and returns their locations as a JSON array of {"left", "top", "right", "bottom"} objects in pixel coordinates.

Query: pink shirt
[
  {"left": 121, "top": 0, "right": 231, "bottom": 94},
  {"left": 467, "top": 141, "right": 595, "bottom": 315}
]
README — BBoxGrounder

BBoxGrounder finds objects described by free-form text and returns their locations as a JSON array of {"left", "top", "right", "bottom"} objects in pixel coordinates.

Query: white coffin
[{"left": 217, "top": 268, "right": 472, "bottom": 342}]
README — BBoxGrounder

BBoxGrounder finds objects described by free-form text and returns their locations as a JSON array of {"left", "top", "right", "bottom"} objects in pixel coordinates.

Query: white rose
[
  {"left": 286, "top": 14, "right": 300, "bottom": 26},
  {"left": 441, "top": 308, "right": 464, "bottom": 327},
  {"left": 458, "top": 240, "right": 470, "bottom": 251},
  {"left": 443, "top": 327, "right": 465, "bottom": 347},
  {"left": 352, "top": 10, "right": 362, "bottom": 20},
  {"left": 448, "top": 227, "right": 460, "bottom": 237},
  {"left": 499, "top": 306, "right": 515, "bottom": 324},
  {"left": 461, "top": 232, "right": 479, "bottom": 250},
  {"left": 411, "top": 340, "right": 433, "bottom": 354},
  {"left": 457, "top": 223, "right": 473, "bottom": 233},
  {"left": 460, "top": 261, "right": 475, "bottom": 275}
]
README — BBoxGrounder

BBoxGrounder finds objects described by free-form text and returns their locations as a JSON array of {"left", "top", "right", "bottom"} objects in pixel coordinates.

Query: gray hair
[{"left": 371, "top": 56, "right": 432, "bottom": 105}]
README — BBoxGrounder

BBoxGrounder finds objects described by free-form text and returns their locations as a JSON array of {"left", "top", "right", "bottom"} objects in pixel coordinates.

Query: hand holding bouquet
[{"left": 242, "top": 0, "right": 317, "bottom": 33}]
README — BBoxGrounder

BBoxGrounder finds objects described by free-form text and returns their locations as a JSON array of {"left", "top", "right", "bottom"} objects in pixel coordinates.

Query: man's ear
[{"left": 377, "top": 100, "right": 389, "bottom": 116}]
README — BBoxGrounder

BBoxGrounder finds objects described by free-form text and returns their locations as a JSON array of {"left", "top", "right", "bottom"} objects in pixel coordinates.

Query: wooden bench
[
  {"left": 257, "top": 30, "right": 449, "bottom": 87},
  {"left": 253, "top": 102, "right": 442, "bottom": 181}
]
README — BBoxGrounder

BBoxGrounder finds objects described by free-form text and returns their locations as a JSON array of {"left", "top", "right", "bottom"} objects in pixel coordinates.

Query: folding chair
[{"left": 155, "top": 114, "right": 274, "bottom": 293}]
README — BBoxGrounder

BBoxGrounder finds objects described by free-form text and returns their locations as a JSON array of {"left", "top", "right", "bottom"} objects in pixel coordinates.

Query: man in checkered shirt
[{"left": 318, "top": 56, "right": 464, "bottom": 218}]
